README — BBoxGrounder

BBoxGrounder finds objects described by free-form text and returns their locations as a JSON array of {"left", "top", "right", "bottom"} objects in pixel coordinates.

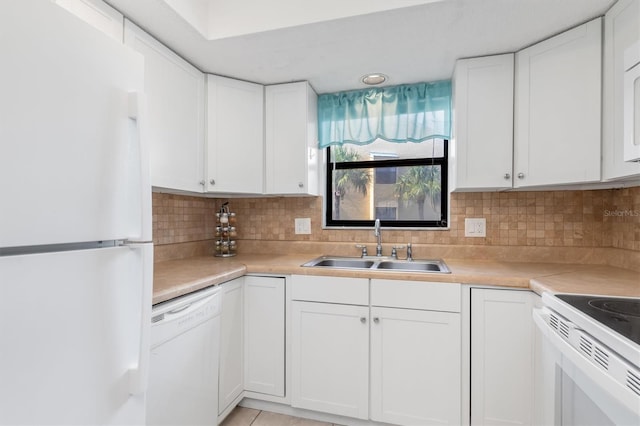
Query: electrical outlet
[
  {"left": 465, "top": 218, "right": 486, "bottom": 237},
  {"left": 294, "top": 218, "right": 311, "bottom": 235}
]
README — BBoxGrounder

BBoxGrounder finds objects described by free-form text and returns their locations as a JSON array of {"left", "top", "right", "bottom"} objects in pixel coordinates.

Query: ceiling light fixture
[{"left": 361, "top": 73, "right": 388, "bottom": 85}]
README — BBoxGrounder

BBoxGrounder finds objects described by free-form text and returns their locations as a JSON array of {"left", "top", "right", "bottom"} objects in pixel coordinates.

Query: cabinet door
[
  {"left": 291, "top": 301, "right": 369, "bottom": 419},
  {"left": 602, "top": 0, "right": 640, "bottom": 180},
  {"left": 218, "top": 278, "right": 244, "bottom": 415},
  {"left": 244, "top": 276, "right": 285, "bottom": 397},
  {"left": 603, "top": 0, "right": 640, "bottom": 179},
  {"left": 265, "top": 82, "right": 319, "bottom": 195},
  {"left": 514, "top": 18, "right": 602, "bottom": 187},
  {"left": 124, "top": 20, "right": 205, "bottom": 193},
  {"left": 370, "top": 307, "right": 461, "bottom": 425},
  {"left": 452, "top": 54, "right": 514, "bottom": 191},
  {"left": 206, "top": 75, "right": 264, "bottom": 193},
  {"left": 471, "top": 289, "right": 534, "bottom": 426}
]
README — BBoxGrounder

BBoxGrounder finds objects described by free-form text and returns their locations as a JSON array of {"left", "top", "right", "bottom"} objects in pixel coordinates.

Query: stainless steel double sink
[{"left": 302, "top": 256, "right": 450, "bottom": 273}]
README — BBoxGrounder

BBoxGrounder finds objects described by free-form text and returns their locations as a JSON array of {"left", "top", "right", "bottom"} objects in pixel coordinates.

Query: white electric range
[{"left": 534, "top": 292, "right": 640, "bottom": 425}]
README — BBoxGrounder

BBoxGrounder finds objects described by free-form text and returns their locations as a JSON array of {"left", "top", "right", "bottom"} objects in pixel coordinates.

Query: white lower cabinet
[
  {"left": 471, "top": 288, "right": 534, "bottom": 426},
  {"left": 370, "top": 306, "right": 461, "bottom": 425},
  {"left": 291, "top": 301, "right": 370, "bottom": 419},
  {"left": 290, "top": 275, "right": 462, "bottom": 425},
  {"left": 244, "top": 276, "right": 285, "bottom": 397},
  {"left": 218, "top": 278, "right": 244, "bottom": 417},
  {"left": 370, "top": 279, "right": 462, "bottom": 426}
]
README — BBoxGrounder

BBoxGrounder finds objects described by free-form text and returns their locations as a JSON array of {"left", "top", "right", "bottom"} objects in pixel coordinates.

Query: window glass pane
[
  {"left": 375, "top": 206, "right": 397, "bottom": 220},
  {"left": 330, "top": 138, "right": 445, "bottom": 163},
  {"left": 331, "top": 164, "right": 442, "bottom": 222},
  {"left": 394, "top": 165, "right": 442, "bottom": 221},
  {"left": 375, "top": 167, "right": 396, "bottom": 184}
]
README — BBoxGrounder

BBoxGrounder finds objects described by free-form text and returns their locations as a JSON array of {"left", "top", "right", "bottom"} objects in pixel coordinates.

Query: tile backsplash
[
  {"left": 152, "top": 193, "right": 217, "bottom": 245},
  {"left": 152, "top": 186, "right": 640, "bottom": 254}
]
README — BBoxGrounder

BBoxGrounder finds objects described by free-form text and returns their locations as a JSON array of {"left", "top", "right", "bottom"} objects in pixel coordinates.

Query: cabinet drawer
[
  {"left": 291, "top": 275, "right": 368, "bottom": 305},
  {"left": 371, "top": 279, "right": 461, "bottom": 312}
]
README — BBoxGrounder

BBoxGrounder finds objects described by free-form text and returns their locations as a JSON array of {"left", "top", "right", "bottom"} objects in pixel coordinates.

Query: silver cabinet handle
[
  {"left": 199, "top": 180, "right": 205, "bottom": 186},
  {"left": 298, "top": 182, "right": 304, "bottom": 188},
  {"left": 504, "top": 173, "right": 511, "bottom": 180},
  {"left": 517, "top": 173, "right": 525, "bottom": 179},
  {"left": 373, "top": 317, "right": 380, "bottom": 324},
  {"left": 360, "top": 317, "right": 367, "bottom": 324},
  {"left": 210, "top": 179, "right": 215, "bottom": 185}
]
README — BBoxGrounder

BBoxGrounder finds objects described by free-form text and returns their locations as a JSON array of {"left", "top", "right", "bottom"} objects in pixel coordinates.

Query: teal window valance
[{"left": 317, "top": 81, "right": 451, "bottom": 149}]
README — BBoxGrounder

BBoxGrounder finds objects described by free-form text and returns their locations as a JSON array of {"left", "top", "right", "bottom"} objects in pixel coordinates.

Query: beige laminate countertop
[
  {"left": 153, "top": 253, "right": 640, "bottom": 304},
  {"left": 153, "top": 257, "right": 247, "bottom": 304}
]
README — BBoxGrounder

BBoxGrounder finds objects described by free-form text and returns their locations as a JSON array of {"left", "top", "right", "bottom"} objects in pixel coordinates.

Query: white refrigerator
[{"left": 0, "top": 1, "right": 152, "bottom": 425}]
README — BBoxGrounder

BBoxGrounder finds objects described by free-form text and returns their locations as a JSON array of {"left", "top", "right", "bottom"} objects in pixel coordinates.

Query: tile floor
[{"left": 220, "top": 407, "right": 342, "bottom": 426}]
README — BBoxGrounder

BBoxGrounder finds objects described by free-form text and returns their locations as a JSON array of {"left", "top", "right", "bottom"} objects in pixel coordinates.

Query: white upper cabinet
[
  {"left": 206, "top": 75, "right": 264, "bottom": 194},
  {"left": 451, "top": 54, "right": 514, "bottom": 191},
  {"left": 124, "top": 20, "right": 205, "bottom": 193},
  {"left": 626, "top": 41, "right": 640, "bottom": 163},
  {"left": 54, "top": 0, "right": 123, "bottom": 42},
  {"left": 265, "top": 82, "right": 320, "bottom": 195},
  {"left": 603, "top": 0, "right": 640, "bottom": 180},
  {"left": 514, "top": 18, "right": 602, "bottom": 188}
]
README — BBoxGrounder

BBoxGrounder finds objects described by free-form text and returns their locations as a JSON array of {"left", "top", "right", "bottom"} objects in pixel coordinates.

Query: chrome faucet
[{"left": 374, "top": 218, "right": 383, "bottom": 256}]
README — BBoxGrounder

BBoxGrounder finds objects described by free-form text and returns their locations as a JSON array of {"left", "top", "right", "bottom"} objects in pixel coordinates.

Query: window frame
[{"left": 324, "top": 140, "right": 449, "bottom": 228}]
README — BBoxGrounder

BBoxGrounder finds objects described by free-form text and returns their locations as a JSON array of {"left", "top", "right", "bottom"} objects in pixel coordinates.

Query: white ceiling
[
  {"left": 160, "top": 0, "right": 443, "bottom": 40},
  {"left": 105, "top": 0, "right": 615, "bottom": 94}
]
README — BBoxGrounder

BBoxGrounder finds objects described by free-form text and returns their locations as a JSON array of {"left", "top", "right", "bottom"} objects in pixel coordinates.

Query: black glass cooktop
[{"left": 556, "top": 294, "right": 640, "bottom": 345}]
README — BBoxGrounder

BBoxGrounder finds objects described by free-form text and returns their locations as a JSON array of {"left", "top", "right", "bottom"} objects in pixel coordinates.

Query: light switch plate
[
  {"left": 295, "top": 218, "right": 311, "bottom": 234},
  {"left": 465, "top": 218, "right": 486, "bottom": 237}
]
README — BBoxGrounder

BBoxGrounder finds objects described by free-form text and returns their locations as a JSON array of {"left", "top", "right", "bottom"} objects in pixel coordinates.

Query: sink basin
[
  {"left": 302, "top": 256, "right": 450, "bottom": 274},
  {"left": 308, "top": 258, "right": 376, "bottom": 269},
  {"left": 376, "top": 260, "right": 450, "bottom": 273}
]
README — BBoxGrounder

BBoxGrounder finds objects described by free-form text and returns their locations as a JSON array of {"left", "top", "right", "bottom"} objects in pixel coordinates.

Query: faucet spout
[{"left": 374, "top": 219, "right": 382, "bottom": 256}]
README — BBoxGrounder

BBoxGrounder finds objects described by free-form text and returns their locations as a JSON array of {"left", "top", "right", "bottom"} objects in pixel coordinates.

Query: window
[
  {"left": 326, "top": 138, "right": 448, "bottom": 228},
  {"left": 318, "top": 81, "right": 451, "bottom": 228}
]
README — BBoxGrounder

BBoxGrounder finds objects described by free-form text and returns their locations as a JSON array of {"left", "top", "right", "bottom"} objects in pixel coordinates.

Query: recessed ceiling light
[{"left": 361, "top": 73, "right": 388, "bottom": 85}]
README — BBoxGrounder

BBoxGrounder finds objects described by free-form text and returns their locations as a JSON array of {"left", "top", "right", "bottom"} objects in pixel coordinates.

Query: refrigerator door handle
[
  {"left": 127, "top": 91, "right": 152, "bottom": 243},
  {"left": 127, "top": 243, "right": 153, "bottom": 395}
]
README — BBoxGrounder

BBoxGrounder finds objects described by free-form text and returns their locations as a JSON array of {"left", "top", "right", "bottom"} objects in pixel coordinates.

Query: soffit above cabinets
[
  {"left": 105, "top": 0, "right": 615, "bottom": 94},
  {"left": 161, "top": 0, "right": 443, "bottom": 40}
]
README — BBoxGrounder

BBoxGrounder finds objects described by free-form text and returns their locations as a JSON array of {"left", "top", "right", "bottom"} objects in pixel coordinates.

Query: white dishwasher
[{"left": 147, "top": 286, "right": 221, "bottom": 426}]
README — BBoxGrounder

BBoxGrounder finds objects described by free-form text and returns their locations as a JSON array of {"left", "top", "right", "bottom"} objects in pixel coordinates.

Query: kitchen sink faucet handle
[
  {"left": 390, "top": 245, "right": 405, "bottom": 259},
  {"left": 355, "top": 244, "right": 368, "bottom": 257},
  {"left": 407, "top": 243, "right": 413, "bottom": 261}
]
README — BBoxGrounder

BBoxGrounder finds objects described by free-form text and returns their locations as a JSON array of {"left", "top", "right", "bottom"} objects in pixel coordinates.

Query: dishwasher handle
[{"left": 152, "top": 290, "right": 220, "bottom": 325}]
